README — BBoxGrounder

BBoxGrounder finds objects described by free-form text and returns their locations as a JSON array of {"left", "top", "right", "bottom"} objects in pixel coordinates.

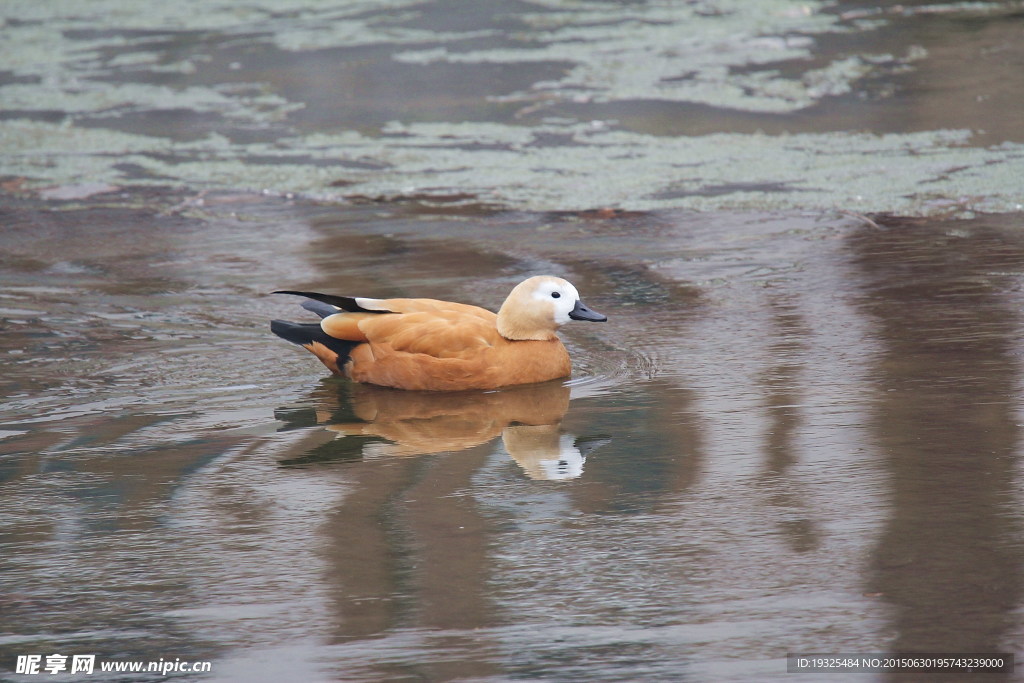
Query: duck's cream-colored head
[{"left": 496, "top": 276, "right": 606, "bottom": 341}]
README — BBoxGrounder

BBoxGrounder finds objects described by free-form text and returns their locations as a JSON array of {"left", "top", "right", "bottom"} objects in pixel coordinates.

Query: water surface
[
  {"left": 3, "top": 1, "right": 1024, "bottom": 681},
  {"left": 3, "top": 196, "right": 1024, "bottom": 680},
  {"left": 2, "top": 0, "right": 1024, "bottom": 213}
]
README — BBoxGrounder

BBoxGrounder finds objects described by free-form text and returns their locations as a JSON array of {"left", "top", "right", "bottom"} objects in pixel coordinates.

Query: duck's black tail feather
[
  {"left": 273, "top": 290, "right": 393, "bottom": 314},
  {"left": 300, "top": 299, "right": 340, "bottom": 319},
  {"left": 270, "top": 320, "right": 359, "bottom": 375}
]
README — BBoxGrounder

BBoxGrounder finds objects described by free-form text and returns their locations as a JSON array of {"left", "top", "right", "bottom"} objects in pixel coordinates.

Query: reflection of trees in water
[
  {"left": 756, "top": 294, "right": 822, "bottom": 554},
  {"left": 850, "top": 218, "right": 1024, "bottom": 665}
]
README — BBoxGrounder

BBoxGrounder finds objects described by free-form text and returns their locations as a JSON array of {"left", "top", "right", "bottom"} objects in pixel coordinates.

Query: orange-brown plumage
[{"left": 271, "top": 276, "right": 606, "bottom": 391}]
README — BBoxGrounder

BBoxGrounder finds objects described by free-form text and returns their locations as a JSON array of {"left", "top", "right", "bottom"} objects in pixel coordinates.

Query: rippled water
[
  {"left": 3, "top": 195, "right": 1024, "bottom": 681},
  {"left": 3, "top": 1, "right": 1024, "bottom": 681}
]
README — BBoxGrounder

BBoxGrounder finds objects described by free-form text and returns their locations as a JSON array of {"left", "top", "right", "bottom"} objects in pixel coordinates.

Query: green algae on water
[
  {"left": 4, "top": 118, "right": 1022, "bottom": 216},
  {"left": 1, "top": 0, "right": 1022, "bottom": 216}
]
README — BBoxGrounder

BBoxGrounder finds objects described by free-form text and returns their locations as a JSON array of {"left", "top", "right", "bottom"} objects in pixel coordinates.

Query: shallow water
[{"left": 3, "top": 1, "right": 1024, "bottom": 681}]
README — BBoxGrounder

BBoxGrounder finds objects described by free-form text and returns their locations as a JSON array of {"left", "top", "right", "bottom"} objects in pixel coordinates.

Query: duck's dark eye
[{"left": 551, "top": 291, "right": 561, "bottom": 299}]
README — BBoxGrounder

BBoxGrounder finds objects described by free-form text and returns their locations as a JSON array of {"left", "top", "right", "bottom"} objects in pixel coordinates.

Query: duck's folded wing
[
  {"left": 321, "top": 312, "right": 382, "bottom": 342},
  {"left": 318, "top": 300, "right": 496, "bottom": 345},
  {"left": 357, "top": 308, "right": 502, "bottom": 359}
]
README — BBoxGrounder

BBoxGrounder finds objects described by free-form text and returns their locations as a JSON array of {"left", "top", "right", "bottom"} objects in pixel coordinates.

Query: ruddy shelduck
[{"left": 271, "top": 276, "right": 606, "bottom": 391}]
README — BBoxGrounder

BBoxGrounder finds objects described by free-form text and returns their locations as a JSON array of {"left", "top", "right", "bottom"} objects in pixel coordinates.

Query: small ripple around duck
[{"left": 564, "top": 336, "right": 663, "bottom": 401}]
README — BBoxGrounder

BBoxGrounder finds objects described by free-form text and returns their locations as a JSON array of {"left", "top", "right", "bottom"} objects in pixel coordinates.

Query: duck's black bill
[{"left": 569, "top": 300, "right": 607, "bottom": 322}]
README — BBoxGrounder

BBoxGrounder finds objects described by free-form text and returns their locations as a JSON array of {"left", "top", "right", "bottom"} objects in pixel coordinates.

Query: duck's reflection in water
[
  {"left": 274, "top": 379, "right": 608, "bottom": 481},
  {"left": 271, "top": 380, "right": 610, "bottom": 660}
]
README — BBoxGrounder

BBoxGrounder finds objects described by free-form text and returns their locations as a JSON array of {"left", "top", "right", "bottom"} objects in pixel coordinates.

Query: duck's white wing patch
[{"left": 354, "top": 297, "right": 394, "bottom": 312}]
